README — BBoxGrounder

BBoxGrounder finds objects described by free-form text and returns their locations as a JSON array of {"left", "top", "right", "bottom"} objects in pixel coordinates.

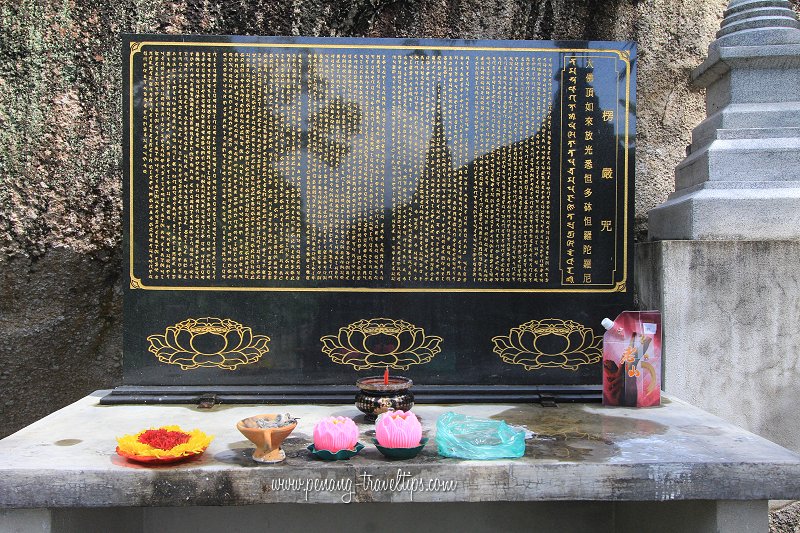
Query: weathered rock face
[
  {"left": 2, "top": 0, "right": 788, "bottom": 437},
  {"left": 0, "top": 249, "right": 122, "bottom": 436}
]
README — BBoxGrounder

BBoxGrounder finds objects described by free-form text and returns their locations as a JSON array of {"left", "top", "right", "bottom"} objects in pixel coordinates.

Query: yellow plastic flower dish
[{"left": 115, "top": 425, "right": 213, "bottom": 464}]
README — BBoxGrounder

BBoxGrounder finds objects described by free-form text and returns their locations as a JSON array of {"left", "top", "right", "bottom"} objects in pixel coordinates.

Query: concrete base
[
  {"left": 0, "top": 509, "right": 51, "bottom": 533},
  {"left": 635, "top": 239, "right": 800, "bottom": 452},
  {"left": 0, "top": 500, "right": 770, "bottom": 533},
  {"left": 1, "top": 391, "right": 798, "bottom": 533}
]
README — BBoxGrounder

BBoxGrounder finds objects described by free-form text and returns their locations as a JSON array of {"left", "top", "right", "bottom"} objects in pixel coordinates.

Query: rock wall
[{"left": 0, "top": 0, "right": 749, "bottom": 437}]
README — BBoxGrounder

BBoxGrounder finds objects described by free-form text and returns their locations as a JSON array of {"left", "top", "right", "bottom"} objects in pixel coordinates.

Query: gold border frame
[
  {"left": 128, "top": 41, "right": 631, "bottom": 293},
  {"left": 557, "top": 53, "right": 624, "bottom": 288}
]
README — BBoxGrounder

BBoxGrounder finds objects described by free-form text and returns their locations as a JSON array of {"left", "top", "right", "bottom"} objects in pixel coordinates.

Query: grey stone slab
[
  {"left": 142, "top": 502, "right": 615, "bottom": 533},
  {"left": 0, "top": 509, "right": 51, "bottom": 533},
  {"left": 614, "top": 500, "right": 768, "bottom": 533},
  {"left": 675, "top": 135, "right": 800, "bottom": 190},
  {"left": 50, "top": 508, "right": 142, "bottom": 533},
  {"left": 647, "top": 188, "right": 800, "bottom": 240},
  {"left": 702, "top": 59, "right": 800, "bottom": 115},
  {"left": 714, "top": 3, "right": 800, "bottom": 47},
  {"left": 0, "top": 392, "right": 799, "bottom": 508},
  {"left": 695, "top": 44, "right": 800, "bottom": 88},
  {"left": 716, "top": 500, "right": 770, "bottom": 533},
  {"left": 691, "top": 104, "right": 800, "bottom": 148}
]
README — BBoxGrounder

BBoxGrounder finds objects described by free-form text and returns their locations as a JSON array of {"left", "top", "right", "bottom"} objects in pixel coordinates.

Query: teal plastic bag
[{"left": 435, "top": 412, "right": 526, "bottom": 459}]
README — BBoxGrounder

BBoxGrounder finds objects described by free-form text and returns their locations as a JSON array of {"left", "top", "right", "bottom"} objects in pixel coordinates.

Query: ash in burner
[{"left": 242, "top": 414, "right": 296, "bottom": 429}]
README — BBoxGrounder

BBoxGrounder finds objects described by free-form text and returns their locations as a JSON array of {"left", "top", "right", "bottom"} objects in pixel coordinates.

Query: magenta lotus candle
[
  {"left": 375, "top": 410, "right": 423, "bottom": 448},
  {"left": 312, "top": 416, "right": 359, "bottom": 452}
]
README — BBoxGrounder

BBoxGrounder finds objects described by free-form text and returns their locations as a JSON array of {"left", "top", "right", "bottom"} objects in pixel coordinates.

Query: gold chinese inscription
[
  {"left": 320, "top": 318, "right": 442, "bottom": 370},
  {"left": 142, "top": 50, "right": 218, "bottom": 280},
  {"left": 561, "top": 55, "right": 618, "bottom": 286},
  {"left": 147, "top": 317, "right": 270, "bottom": 370},
  {"left": 492, "top": 318, "right": 601, "bottom": 371},
  {"left": 220, "top": 53, "right": 303, "bottom": 280},
  {"left": 473, "top": 56, "right": 553, "bottom": 283},
  {"left": 133, "top": 45, "right": 628, "bottom": 291},
  {"left": 305, "top": 53, "right": 387, "bottom": 281},
  {"left": 391, "top": 55, "right": 470, "bottom": 282}
]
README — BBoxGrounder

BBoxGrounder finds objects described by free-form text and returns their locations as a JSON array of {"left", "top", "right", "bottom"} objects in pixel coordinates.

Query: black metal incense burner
[{"left": 355, "top": 376, "right": 414, "bottom": 422}]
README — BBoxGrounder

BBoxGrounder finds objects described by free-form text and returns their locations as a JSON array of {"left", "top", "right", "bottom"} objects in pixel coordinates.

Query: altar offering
[
  {"left": 115, "top": 425, "right": 213, "bottom": 464},
  {"left": 237, "top": 413, "right": 297, "bottom": 463},
  {"left": 376, "top": 410, "right": 422, "bottom": 447},
  {"left": 308, "top": 416, "right": 364, "bottom": 461},
  {"left": 355, "top": 372, "right": 414, "bottom": 422},
  {"left": 601, "top": 311, "right": 662, "bottom": 407},
  {"left": 373, "top": 410, "right": 427, "bottom": 459}
]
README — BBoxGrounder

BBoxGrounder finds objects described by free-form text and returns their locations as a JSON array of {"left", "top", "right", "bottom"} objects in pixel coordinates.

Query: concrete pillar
[
  {"left": 641, "top": 0, "right": 800, "bottom": 451},
  {"left": 614, "top": 500, "right": 768, "bottom": 532}
]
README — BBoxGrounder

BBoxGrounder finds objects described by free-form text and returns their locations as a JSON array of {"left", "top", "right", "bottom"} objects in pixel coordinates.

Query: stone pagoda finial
[
  {"left": 647, "top": 0, "right": 800, "bottom": 240},
  {"left": 715, "top": 0, "right": 800, "bottom": 46}
]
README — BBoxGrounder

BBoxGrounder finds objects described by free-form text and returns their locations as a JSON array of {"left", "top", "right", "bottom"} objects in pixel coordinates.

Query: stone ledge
[
  {"left": 647, "top": 188, "right": 800, "bottom": 240},
  {"left": 694, "top": 43, "right": 800, "bottom": 86},
  {"left": 1, "top": 392, "right": 799, "bottom": 507}
]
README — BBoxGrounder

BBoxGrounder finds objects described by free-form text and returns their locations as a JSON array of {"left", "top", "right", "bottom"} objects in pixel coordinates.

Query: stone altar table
[{"left": 1, "top": 392, "right": 799, "bottom": 532}]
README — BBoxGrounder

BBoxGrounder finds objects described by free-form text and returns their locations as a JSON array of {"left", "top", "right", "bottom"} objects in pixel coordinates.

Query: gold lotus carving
[
  {"left": 492, "top": 318, "right": 601, "bottom": 371},
  {"left": 321, "top": 318, "right": 442, "bottom": 371},
  {"left": 147, "top": 317, "right": 270, "bottom": 370}
]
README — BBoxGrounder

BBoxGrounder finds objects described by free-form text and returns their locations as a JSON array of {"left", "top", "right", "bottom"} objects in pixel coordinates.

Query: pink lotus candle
[
  {"left": 375, "top": 410, "right": 422, "bottom": 448},
  {"left": 313, "top": 416, "right": 359, "bottom": 452}
]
